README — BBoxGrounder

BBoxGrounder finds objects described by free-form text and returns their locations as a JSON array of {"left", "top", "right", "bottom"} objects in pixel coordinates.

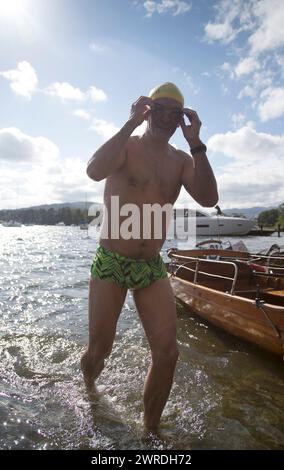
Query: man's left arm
[{"left": 180, "top": 109, "right": 218, "bottom": 207}]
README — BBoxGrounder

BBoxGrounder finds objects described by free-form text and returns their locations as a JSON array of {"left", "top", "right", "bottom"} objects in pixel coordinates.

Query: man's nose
[{"left": 161, "top": 111, "right": 171, "bottom": 122}]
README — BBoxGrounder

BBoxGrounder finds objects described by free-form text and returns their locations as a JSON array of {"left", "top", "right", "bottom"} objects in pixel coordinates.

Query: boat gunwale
[{"left": 167, "top": 268, "right": 284, "bottom": 312}]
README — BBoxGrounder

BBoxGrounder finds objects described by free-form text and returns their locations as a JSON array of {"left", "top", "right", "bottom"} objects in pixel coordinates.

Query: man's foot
[
  {"left": 81, "top": 351, "right": 96, "bottom": 390},
  {"left": 143, "top": 423, "right": 159, "bottom": 435},
  {"left": 141, "top": 427, "right": 173, "bottom": 448},
  {"left": 143, "top": 417, "right": 160, "bottom": 435}
]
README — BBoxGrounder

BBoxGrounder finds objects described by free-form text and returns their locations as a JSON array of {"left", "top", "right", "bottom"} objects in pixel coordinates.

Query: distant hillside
[
  {"left": 19, "top": 201, "right": 103, "bottom": 211},
  {"left": 0, "top": 201, "right": 103, "bottom": 226},
  {"left": 0, "top": 201, "right": 280, "bottom": 225},
  {"left": 220, "top": 206, "right": 276, "bottom": 219}
]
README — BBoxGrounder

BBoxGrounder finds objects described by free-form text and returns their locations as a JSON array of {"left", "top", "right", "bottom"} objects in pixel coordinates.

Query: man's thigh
[
  {"left": 133, "top": 277, "right": 177, "bottom": 349},
  {"left": 88, "top": 277, "right": 127, "bottom": 345}
]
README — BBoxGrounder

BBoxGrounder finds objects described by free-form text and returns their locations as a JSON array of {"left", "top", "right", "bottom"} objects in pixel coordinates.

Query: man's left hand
[{"left": 180, "top": 108, "right": 202, "bottom": 147}]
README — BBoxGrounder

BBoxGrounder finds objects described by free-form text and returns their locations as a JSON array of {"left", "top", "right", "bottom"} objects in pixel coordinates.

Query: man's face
[{"left": 148, "top": 98, "right": 183, "bottom": 138}]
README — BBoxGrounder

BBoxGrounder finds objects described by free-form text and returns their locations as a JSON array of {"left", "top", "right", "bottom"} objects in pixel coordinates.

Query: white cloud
[
  {"left": 237, "top": 68, "right": 273, "bottom": 99},
  {"left": 258, "top": 87, "right": 284, "bottom": 121},
  {"left": 215, "top": 171, "right": 283, "bottom": 208},
  {"left": 0, "top": 62, "right": 107, "bottom": 106},
  {"left": 237, "top": 84, "right": 256, "bottom": 99},
  {"left": 205, "top": 0, "right": 284, "bottom": 54},
  {"left": 275, "top": 53, "right": 284, "bottom": 77},
  {"left": 0, "top": 158, "right": 104, "bottom": 210},
  {"left": 244, "top": 120, "right": 256, "bottom": 129},
  {"left": 204, "top": 0, "right": 255, "bottom": 44},
  {"left": 204, "top": 0, "right": 284, "bottom": 108},
  {"left": 231, "top": 112, "right": 246, "bottom": 129},
  {"left": 90, "top": 118, "right": 120, "bottom": 140},
  {"left": 207, "top": 126, "right": 284, "bottom": 206},
  {"left": 249, "top": 0, "right": 284, "bottom": 54},
  {"left": 0, "top": 127, "right": 103, "bottom": 209},
  {"left": 220, "top": 62, "right": 230, "bottom": 73},
  {"left": 49, "top": 157, "right": 105, "bottom": 203},
  {"left": 251, "top": 69, "right": 273, "bottom": 89},
  {"left": 45, "top": 82, "right": 107, "bottom": 104},
  {"left": 45, "top": 82, "right": 86, "bottom": 102},
  {"left": 219, "top": 61, "right": 235, "bottom": 80},
  {"left": 207, "top": 2, "right": 283, "bottom": 119},
  {"left": 90, "top": 117, "right": 148, "bottom": 140},
  {"left": 204, "top": 21, "right": 236, "bottom": 43},
  {"left": 143, "top": 0, "right": 192, "bottom": 17},
  {"left": 88, "top": 86, "right": 107, "bottom": 103},
  {"left": 235, "top": 56, "right": 260, "bottom": 77},
  {"left": 73, "top": 109, "right": 91, "bottom": 120},
  {"left": 0, "top": 127, "right": 59, "bottom": 164},
  {"left": 183, "top": 72, "right": 200, "bottom": 95},
  {"left": 0, "top": 61, "right": 38, "bottom": 99},
  {"left": 208, "top": 125, "right": 284, "bottom": 161}
]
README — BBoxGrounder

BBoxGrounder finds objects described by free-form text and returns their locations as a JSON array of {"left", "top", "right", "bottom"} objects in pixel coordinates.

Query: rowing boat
[{"left": 167, "top": 249, "right": 284, "bottom": 358}]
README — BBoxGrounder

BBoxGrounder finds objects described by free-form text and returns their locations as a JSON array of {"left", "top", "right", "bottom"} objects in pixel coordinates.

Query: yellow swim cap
[{"left": 148, "top": 82, "right": 184, "bottom": 107}]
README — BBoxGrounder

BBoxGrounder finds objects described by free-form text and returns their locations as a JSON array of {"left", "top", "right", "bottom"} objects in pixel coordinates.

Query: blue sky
[{"left": 0, "top": 0, "right": 283, "bottom": 210}]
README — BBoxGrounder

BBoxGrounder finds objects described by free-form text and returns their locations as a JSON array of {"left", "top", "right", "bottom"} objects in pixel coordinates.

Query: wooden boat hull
[{"left": 170, "top": 275, "right": 284, "bottom": 358}]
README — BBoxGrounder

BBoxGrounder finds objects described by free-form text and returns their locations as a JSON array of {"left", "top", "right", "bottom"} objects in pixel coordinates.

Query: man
[{"left": 81, "top": 82, "right": 218, "bottom": 433}]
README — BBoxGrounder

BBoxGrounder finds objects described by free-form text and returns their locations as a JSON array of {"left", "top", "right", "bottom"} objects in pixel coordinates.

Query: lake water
[{"left": 0, "top": 226, "right": 283, "bottom": 450}]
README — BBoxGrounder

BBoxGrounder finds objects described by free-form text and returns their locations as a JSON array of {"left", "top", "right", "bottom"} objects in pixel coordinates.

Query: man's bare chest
[{"left": 124, "top": 150, "right": 182, "bottom": 201}]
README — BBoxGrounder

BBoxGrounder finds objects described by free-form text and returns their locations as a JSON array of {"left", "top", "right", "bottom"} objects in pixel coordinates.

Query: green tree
[
  {"left": 258, "top": 208, "right": 279, "bottom": 226},
  {"left": 278, "top": 203, "right": 284, "bottom": 226},
  {"left": 46, "top": 207, "right": 56, "bottom": 225}
]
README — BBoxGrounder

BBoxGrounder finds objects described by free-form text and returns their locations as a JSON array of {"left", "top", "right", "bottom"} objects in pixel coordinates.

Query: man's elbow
[
  {"left": 86, "top": 165, "right": 104, "bottom": 182},
  {"left": 199, "top": 191, "right": 219, "bottom": 208}
]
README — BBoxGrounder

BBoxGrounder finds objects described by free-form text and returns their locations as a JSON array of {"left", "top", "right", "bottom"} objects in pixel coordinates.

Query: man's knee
[{"left": 151, "top": 343, "right": 179, "bottom": 367}]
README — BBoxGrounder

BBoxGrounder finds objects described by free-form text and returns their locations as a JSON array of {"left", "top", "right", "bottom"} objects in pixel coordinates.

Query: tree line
[
  {"left": 1, "top": 203, "right": 283, "bottom": 227},
  {"left": 258, "top": 203, "right": 284, "bottom": 227},
  {"left": 0, "top": 207, "right": 89, "bottom": 226}
]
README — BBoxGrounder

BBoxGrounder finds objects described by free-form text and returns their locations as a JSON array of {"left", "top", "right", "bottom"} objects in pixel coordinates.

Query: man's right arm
[
  {"left": 86, "top": 120, "right": 136, "bottom": 181},
  {"left": 87, "top": 96, "right": 153, "bottom": 181}
]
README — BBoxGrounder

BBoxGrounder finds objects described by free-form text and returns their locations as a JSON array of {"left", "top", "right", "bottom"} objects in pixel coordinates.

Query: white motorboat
[
  {"left": 195, "top": 210, "right": 255, "bottom": 236},
  {"left": 168, "top": 208, "right": 256, "bottom": 237}
]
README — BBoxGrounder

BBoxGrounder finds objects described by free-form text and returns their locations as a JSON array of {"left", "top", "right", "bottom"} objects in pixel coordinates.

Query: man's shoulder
[
  {"left": 125, "top": 135, "right": 140, "bottom": 150},
  {"left": 169, "top": 144, "right": 190, "bottom": 161}
]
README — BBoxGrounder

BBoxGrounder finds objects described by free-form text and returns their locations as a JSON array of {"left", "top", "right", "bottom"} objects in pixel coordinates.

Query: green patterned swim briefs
[{"left": 90, "top": 245, "right": 167, "bottom": 290}]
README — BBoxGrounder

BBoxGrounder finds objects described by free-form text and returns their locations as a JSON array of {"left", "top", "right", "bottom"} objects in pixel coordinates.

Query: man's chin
[{"left": 154, "top": 125, "right": 176, "bottom": 137}]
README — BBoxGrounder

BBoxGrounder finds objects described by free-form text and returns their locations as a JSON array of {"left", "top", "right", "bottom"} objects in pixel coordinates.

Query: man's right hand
[{"left": 129, "top": 96, "right": 153, "bottom": 127}]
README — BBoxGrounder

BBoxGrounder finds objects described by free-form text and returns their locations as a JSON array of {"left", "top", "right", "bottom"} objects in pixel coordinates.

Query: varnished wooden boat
[
  {"left": 167, "top": 249, "right": 284, "bottom": 358},
  {"left": 168, "top": 239, "right": 284, "bottom": 275}
]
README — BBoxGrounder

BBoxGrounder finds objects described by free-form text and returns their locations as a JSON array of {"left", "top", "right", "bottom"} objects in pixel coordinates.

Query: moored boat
[
  {"left": 167, "top": 249, "right": 284, "bottom": 358},
  {"left": 170, "top": 239, "right": 284, "bottom": 275},
  {"left": 168, "top": 209, "right": 256, "bottom": 237}
]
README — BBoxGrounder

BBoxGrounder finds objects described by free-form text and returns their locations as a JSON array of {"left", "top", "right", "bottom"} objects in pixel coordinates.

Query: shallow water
[{"left": 0, "top": 226, "right": 284, "bottom": 450}]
